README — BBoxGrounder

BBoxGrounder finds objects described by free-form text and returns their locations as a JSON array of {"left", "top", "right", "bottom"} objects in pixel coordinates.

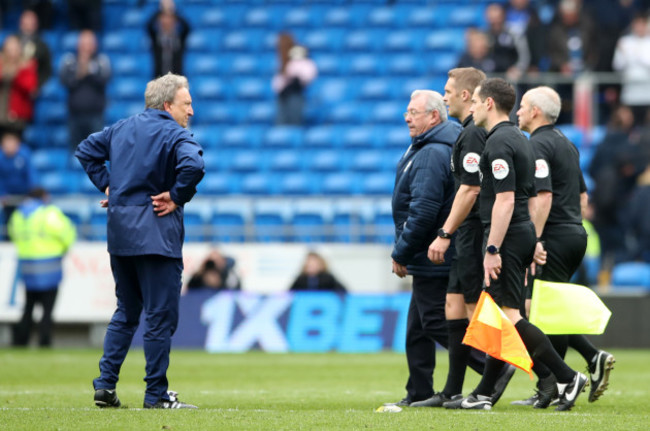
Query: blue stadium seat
[
  {"left": 112, "top": 54, "right": 152, "bottom": 78},
  {"left": 405, "top": 7, "right": 439, "bottom": 28},
  {"left": 322, "top": 7, "right": 354, "bottom": 27},
  {"left": 350, "top": 150, "right": 384, "bottom": 172},
  {"left": 264, "top": 127, "right": 303, "bottom": 148},
  {"left": 425, "top": 52, "right": 459, "bottom": 75},
  {"left": 229, "top": 150, "right": 263, "bottom": 173},
  {"left": 39, "top": 79, "right": 66, "bottom": 102},
  {"left": 198, "top": 8, "right": 228, "bottom": 28},
  {"left": 232, "top": 77, "right": 271, "bottom": 101},
  {"left": 282, "top": 7, "right": 321, "bottom": 28},
  {"left": 32, "top": 149, "right": 69, "bottom": 172},
  {"left": 253, "top": 201, "right": 291, "bottom": 242},
  {"left": 222, "top": 30, "right": 264, "bottom": 52},
  {"left": 220, "top": 126, "right": 264, "bottom": 148},
  {"left": 331, "top": 200, "right": 371, "bottom": 243},
  {"left": 199, "top": 173, "right": 241, "bottom": 195},
  {"left": 383, "top": 30, "right": 424, "bottom": 52},
  {"left": 309, "top": 149, "right": 344, "bottom": 173},
  {"left": 23, "top": 126, "right": 49, "bottom": 148},
  {"left": 186, "top": 54, "right": 223, "bottom": 76},
  {"left": 399, "top": 77, "right": 448, "bottom": 99},
  {"left": 291, "top": 205, "right": 330, "bottom": 242},
  {"left": 447, "top": 4, "right": 485, "bottom": 28},
  {"left": 110, "top": 78, "right": 148, "bottom": 101},
  {"left": 304, "top": 126, "right": 343, "bottom": 148},
  {"left": 88, "top": 207, "right": 108, "bottom": 241},
  {"left": 106, "top": 102, "right": 143, "bottom": 125},
  {"left": 191, "top": 102, "right": 236, "bottom": 125},
  {"left": 246, "top": 102, "right": 275, "bottom": 125},
  {"left": 611, "top": 262, "right": 650, "bottom": 291},
  {"left": 322, "top": 173, "right": 360, "bottom": 195},
  {"left": 385, "top": 125, "right": 408, "bottom": 149},
  {"left": 241, "top": 173, "right": 277, "bottom": 195},
  {"left": 369, "top": 102, "right": 404, "bottom": 125},
  {"left": 34, "top": 101, "right": 67, "bottom": 124},
  {"left": 279, "top": 172, "right": 319, "bottom": 195},
  {"left": 346, "top": 54, "right": 385, "bottom": 76},
  {"left": 424, "top": 29, "right": 467, "bottom": 53},
  {"left": 243, "top": 7, "right": 282, "bottom": 28},
  {"left": 557, "top": 124, "right": 585, "bottom": 148},
  {"left": 311, "top": 53, "right": 345, "bottom": 77},
  {"left": 193, "top": 77, "right": 229, "bottom": 101},
  {"left": 227, "top": 54, "right": 275, "bottom": 76},
  {"left": 386, "top": 54, "right": 426, "bottom": 76},
  {"left": 361, "top": 172, "right": 394, "bottom": 195},
  {"left": 342, "top": 128, "right": 379, "bottom": 148},
  {"left": 269, "top": 150, "right": 302, "bottom": 172},
  {"left": 61, "top": 31, "right": 79, "bottom": 53},
  {"left": 40, "top": 172, "right": 69, "bottom": 195},
  {"left": 324, "top": 104, "right": 369, "bottom": 125},
  {"left": 365, "top": 6, "right": 404, "bottom": 28},
  {"left": 211, "top": 200, "right": 251, "bottom": 242},
  {"left": 579, "top": 147, "right": 594, "bottom": 173},
  {"left": 103, "top": 30, "right": 148, "bottom": 53},
  {"left": 186, "top": 29, "right": 221, "bottom": 52},
  {"left": 184, "top": 210, "right": 207, "bottom": 242},
  {"left": 303, "top": 28, "right": 344, "bottom": 53},
  {"left": 372, "top": 200, "right": 395, "bottom": 244},
  {"left": 201, "top": 150, "right": 222, "bottom": 171},
  {"left": 358, "top": 78, "right": 397, "bottom": 101},
  {"left": 308, "top": 78, "right": 354, "bottom": 104},
  {"left": 121, "top": 7, "right": 149, "bottom": 28},
  {"left": 343, "top": 30, "right": 382, "bottom": 52},
  {"left": 51, "top": 126, "right": 71, "bottom": 149}
]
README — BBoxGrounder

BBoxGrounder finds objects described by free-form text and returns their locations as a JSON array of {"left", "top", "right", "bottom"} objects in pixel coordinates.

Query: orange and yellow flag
[{"left": 462, "top": 291, "right": 533, "bottom": 377}]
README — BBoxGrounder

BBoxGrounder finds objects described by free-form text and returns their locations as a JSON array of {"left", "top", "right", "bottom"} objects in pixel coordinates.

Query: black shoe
[
  {"left": 94, "top": 389, "right": 121, "bottom": 408},
  {"left": 510, "top": 392, "right": 539, "bottom": 406},
  {"left": 143, "top": 390, "right": 198, "bottom": 409},
  {"left": 410, "top": 393, "right": 462, "bottom": 407},
  {"left": 555, "top": 372, "right": 588, "bottom": 412},
  {"left": 533, "top": 375, "right": 559, "bottom": 409},
  {"left": 383, "top": 397, "right": 411, "bottom": 407},
  {"left": 444, "top": 393, "right": 492, "bottom": 410},
  {"left": 491, "top": 364, "right": 516, "bottom": 406},
  {"left": 588, "top": 350, "right": 615, "bottom": 403}
]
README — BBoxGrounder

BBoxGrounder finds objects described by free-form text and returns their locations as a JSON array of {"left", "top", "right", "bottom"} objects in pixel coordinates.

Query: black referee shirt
[
  {"left": 530, "top": 124, "right": 587, "bottom": 225},
  {"left": 479, "top": 121, "right": 535, "bottom": 226},
  {"left": 451, "top": 114, "right": 487, "bottom": 222}
]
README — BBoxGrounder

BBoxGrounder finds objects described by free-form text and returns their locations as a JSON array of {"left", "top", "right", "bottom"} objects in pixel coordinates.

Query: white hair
[
  {"left": 525, "top": 86, "right": 561, "bottom": 124},
  {"left": 410, "top": 89, "right": 448, "bottom": 122}
]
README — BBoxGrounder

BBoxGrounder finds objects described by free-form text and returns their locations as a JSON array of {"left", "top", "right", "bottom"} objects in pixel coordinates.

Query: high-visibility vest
[{"left": 8, "top": 201, "right": 76, "bottom": 290}]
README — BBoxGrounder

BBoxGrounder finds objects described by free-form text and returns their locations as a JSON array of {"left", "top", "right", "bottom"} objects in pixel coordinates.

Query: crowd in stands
[{"left": 1, "top": 0, "right": 650, "bottom": 287}]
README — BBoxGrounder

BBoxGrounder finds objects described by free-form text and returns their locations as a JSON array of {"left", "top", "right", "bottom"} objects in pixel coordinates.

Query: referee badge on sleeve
[
  {"left": 463, "top": 152, "right": 480, "bottom": 173},
  {"left": 491, "top": 159, "right": 509, "bottom": 180},
  {"left": 535, "top": 159, "right": 550, "bottom": 178}
]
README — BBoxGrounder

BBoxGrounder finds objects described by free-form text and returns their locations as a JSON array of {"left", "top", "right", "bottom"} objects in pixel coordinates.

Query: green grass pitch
[{"left": 1, "top": 348, "right": 648, "bottom": 430}]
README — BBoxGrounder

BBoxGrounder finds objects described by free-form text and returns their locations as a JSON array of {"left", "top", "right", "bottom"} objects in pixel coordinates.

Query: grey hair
[
  {"left": 410, "top": 89, "right": 448, "bottom": 122},
  {"left": 145, "top": 73, "right": 189, "bottom": 110},
  {"left": 524, "top": 86, "right": 561, "bottom": 124}
]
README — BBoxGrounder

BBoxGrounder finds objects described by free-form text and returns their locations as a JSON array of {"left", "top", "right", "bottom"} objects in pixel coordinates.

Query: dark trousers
[
  {"left": 13, "top": 288, "right": 58, "bottom": 347},
  {"left": 405, "top": 276, "right": 485, "bottom": 401},
  {"left": 93, "top": 254, "right": 183, "bottom": 405}
]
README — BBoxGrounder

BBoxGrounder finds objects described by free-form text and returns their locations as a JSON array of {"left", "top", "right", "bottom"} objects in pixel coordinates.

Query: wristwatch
[
  {"left": 486, "top": 245, "right": 500, "bottom": 255},
  {"left": 437, "top": 228, "right": 451, "bottom": 239}
]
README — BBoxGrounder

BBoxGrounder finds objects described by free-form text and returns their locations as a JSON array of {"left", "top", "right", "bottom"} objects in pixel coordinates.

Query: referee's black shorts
[
  {"left": 448, "top": 218, "right": 483, "bottom": 304},
  {"left": 485, "top": 221, "right": 536, "bottom": 309},
  {"left": 526, "top": 223, "right": 587, "bottom": 299}
]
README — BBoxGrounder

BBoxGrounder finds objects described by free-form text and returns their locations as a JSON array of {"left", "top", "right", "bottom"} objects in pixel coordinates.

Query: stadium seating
[{"left": 611, "top": 262, "right": 650, "bottom": 291}]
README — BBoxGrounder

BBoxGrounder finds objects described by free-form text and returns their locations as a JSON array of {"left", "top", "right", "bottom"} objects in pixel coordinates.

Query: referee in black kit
[
  {"left": 447, "top": 78, "right": 587, "bottom": 412},
  {"left": 513, "top": 86, "right": 614, "bottom": 408},
  {"left": 417, "top": 67, "right": 514, "bottom": 408}
]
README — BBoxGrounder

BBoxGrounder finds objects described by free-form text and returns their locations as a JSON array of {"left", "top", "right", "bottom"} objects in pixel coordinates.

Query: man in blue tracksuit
[
  {"left": 75, "top": 73, "right": 204, "bottom": 409},
  {"left": 388, "top": 89, "right": 483, "bottom": 406}
]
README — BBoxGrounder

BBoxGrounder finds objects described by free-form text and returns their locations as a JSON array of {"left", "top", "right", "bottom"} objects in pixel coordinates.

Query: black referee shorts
[
  {"left": 448, "top": 218, "right": 484, "bottom": 304},
  {"left": 485, "top": 221, "right": 536, "bottom": 309},
  {"left": 526, "top": 223, "right": 587, "bottom": 299}
]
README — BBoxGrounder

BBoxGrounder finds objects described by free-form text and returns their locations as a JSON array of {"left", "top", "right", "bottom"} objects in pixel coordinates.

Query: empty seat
[
  {"left": 112, "top": 54, "right": 152, "bottom": 78},
  {"left": 331, "top": 199, "right": 373, "bottom": 243},
  {"left": 232, "top": 77, "right": 270, "bottom": 101},
  {"left": 211, "top": 200, "right": 251, "bottom": 242},
  {"left": 110, "top": 78, "right": 148, "bottom": 101},
  {"left": 343, "top": 30, "right": 382, "bottom": 52},
  {"left": 371, "top": 200, "right": 395, "bottom": 244},
  {"left": 32, "top": 148, "right": 69, "bottom": 172},
  {"left": 192, "top": 77, "right": 230, "bottom": 100},
  {"left": 253, "top": 201, "right": 291, "bottom": 242},
  {"left": 365, "top": 6, "right": 403, "bottom": 28},
  {"left": 358, "top": 78, "right": 395, "bottom": 101},
  {"left": 557, "top": 125, "right": 585, "bottom": 148},
  {"left": 241, "top": 173, "right": 277, "bottom": 195},
  {"left": 106, "top": 102, "right": 143, "bottom": 125},
  {"left": 282, "top": 7, "right": 321, "bottom": 28},
  {"left": 424, "top": 28, "right": 467, "bottom": 53},
  {"left": 264, "top": 127, "right": 303, "bottom": 148},
  {"left": 198, "top": 8, "right": 228, "bottom": 28},
  {"left": 183, "top": 211, "right": 207, "bottom": 242},
  {"left": 191, "top": 103, "right": 236, "bottom": 125},
  {"left": 425, "top": 52, "right": 461, "bottom": 75},
  {"left": 369, "top": 102, "right": 404, "bottom": 125},
  {"left": 611, "top": 262, "right": 650, "bottom": 290},
  {"left": 220, "top": 126, "right": 264, "bottom": 148},
  {"left": 269, "top": 150, "right": 302, "bottom": 172},
  {"left": 222, "top": 30, "right": 264, "bottom": 52},
  {"left": 227, "top": 54, "right": 275, "bottom": 76},
  {"left": 303, "top": 28, "right": 344, "bottom": 53},
  {"left": 321, "top": 173, "right": 360, "bottom": 195},
  {"left": 386, "top": 54, "right": 426, "bottom": 76},
  {"left": 361, "top": 172, "right": 394, "bottom": 195},
  {"left": 103, "top": 30, "right": 148, "bottom": 53},
  {"left": 39, "top": 79, "right": 65, "bottom": 102},
  {"left": 342, "top": 128, "right": 379, "bottom": 148},
  {"left": 350, "top": 150, "right": 385, "bottom": 172},
  {"left": 304, "top": 126, "right": 343, "bottom": 148},
  {"left": 246, "top": 102, "right": 275, "bottom": 125},
  {"left": 312, "top": 53, "right": 344, "bottom": 77},
  {"left": 279, "top": 172, "right": 318, "bottom": 195},
  {"left": 447, "top": 5, "right": 485, "bottom": 28},
  {"left": 243, "top": 7, "right": 281, "bottom": 28},
  {"left": 228, "top": 150, "right": 263, "bottom": 173},
  {"left": 121, "top": 7, "right": 149, "bottom": 28},
  {"left": 186, "top": 54, "right": 222, "bottom": 76},
  {"left": 199, "top": 173, "right": 241, "bottom": 195},
  {"left": 41, "top": 171, "right": 75, "bottom": 195},
  {"left": 34, "top": 101, "right": 67, "bottom": 124},
  {"left": 186, "top": 29, "right": 221, "bottom": 52},
  {"left": 346, "top": 54, "right": 385, "bottom": 76},
  {"left": 308, "top": 78, "right": 354, "bottom": 104},
  {"left": 382, "top": 30, "right": 424, "bottom": 52},
  {"left": 88, "top": 211, "right": 108, "bottom": 241}
]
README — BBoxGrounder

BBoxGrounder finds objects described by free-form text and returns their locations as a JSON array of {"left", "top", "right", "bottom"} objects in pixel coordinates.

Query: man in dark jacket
[
  {"left": 387, "top": 89, "right": 472, "bottom": 406},
  {"left": 147, "top": 0, "right": 191, "bottom": 78},
  {"left": 75, "top": 73, "right": 204, "bottom": 409}
]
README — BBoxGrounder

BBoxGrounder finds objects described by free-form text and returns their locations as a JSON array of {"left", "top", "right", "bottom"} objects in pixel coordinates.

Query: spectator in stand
[
  {"left": 272, "top": 33, "right": 318, "bottom": 126},
  {"left": 289, "top": 251, "right": 346, "bottom": 293},
  {"left": 612, "top": 13, "right": 650, "bottom": 127},
  {"left": 504, "top": 0, "right": 547, "bottom": 72},
  {"left": 627, "top": 161, "right": 650, "bottom": 262},
  {"left": 484, "top": 3, "right": 530, "bottom": 80},
  {"left": 67, "top": 0, "right": 103, "bottom": 32},
  {"left": 187, "top": 249, "right": 241, "bottom": 291},
  {"left": 457, "top": 29, "right": 496, "bottom": 74},
  {"left": 0, "top": 131, "right": 37, "bottom": 239},
  {"left": 9, "top": 187, "right": 76, "bottom": 347},
  {"left": 588, "top": 106, "right": 642, "bottom": 273},
  {"left": 0, "top": 35, "right": 38, "bottom": 137},
  {"left": 146, "top": 0, "right": 191, "bottom": 78},
  {"left": 548, "top": 0, "right": 599, "bottom": 75},
  {"left": 15, "top": 9, "right": 52, "bottom": 90},
  {"left": 59, "top": 29, "right": 111, "bottom": 152}
]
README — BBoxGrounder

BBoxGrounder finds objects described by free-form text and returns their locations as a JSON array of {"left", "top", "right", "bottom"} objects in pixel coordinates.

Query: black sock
[
  {"left": 515, "top": 319, "right": 575, "bottom": 383},
  {"left": 474, "top": 355, "right": 505, "bottom": 397},
  {"left": 532, "top": 359, "right": 553, "bottom": 380},
  {"left": 569, "top": 335, "right": 599, "bottom": 368},
  {"left": 548, "top": 335, "right": 569, "bottom": 359},
  {"left": 442, "top": 318, "right": 471, "bottom": 396}
]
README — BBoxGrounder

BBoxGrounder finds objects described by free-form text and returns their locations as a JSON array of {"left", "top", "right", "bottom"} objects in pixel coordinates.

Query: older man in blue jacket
[
  {"left": 76, "top": 73, "right": 204, "bottom": 409},
  {"left": 389, "top": 89, "right": 472, "bottom": 406}
]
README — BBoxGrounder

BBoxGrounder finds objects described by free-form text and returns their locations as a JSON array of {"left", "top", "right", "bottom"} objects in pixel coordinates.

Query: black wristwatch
[
  {"left": 486, "top": 245, "right": 500, "bottom": 255},
  {"left": 437, "top": 228, "right": 451, "bottom": 239}
]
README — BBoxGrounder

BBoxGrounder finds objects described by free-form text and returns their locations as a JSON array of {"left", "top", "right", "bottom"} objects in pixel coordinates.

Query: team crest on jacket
[
  {"left": 535, "top": 159, "right": 549, "bottom": 178},
  {"left": 463, "top": 152, "right": 480, "bottom": 173},
  {"left": 492, "top": 159, "right": 509, "bottom": 180}
]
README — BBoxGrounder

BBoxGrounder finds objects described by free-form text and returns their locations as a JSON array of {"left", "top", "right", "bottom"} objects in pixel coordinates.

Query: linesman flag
[
  {"left": 463, "top": 291, "right": 533, "bottom": 377},
  {"left": 530, "top": 279, "right": 612, "bottom": 335}
]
